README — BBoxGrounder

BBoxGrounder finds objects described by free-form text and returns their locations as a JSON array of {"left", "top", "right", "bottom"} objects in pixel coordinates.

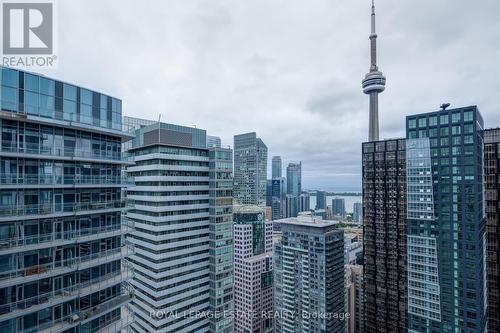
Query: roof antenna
[{"left": 440, "top": 103, "right": 451, "bottom": 111}]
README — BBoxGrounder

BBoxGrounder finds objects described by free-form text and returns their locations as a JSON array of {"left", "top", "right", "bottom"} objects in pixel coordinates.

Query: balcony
[
  {"left": 0, "top": 175, "right": 135, "bottom": 188},
  {"left": 0, "top": 199, "right": 126, "bottom": 220},
  {"left": 0, "top": 262, "right": 133, "bottom": 320},
  {"left": 21, "top": 289, "right": 134, "bottom": 333},
  {"left": 0, "top": 141, "right": 124, "bottom": 163},
  {"left": 0, "top": 223, "right": 133, "bottom": 255},
  {"left": 0, "top": 243, "right": 134, "bottom": 287}
]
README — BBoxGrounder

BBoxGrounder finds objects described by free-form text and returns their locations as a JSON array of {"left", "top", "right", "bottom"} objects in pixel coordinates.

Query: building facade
[
  {"left": 353, "top": 202, "right": 363, "bottom": 223},
  {"left": 285, "top": 162, "right": 301, "bottom": 197},
  {"left": 233, "top": 133, "right": 267, "bottom": 206},
  {"left": 272, "top": 156, "right": 282, "bottom": 179},
  {"left": 0, "top": 67, "right": 134, "bottom": 333},
  {"left": 346, "top": 265, "right": 364, "bottom": 333},
  {"left": 485, "top": 128, "right": 500, "bottom": 333},
  {"left": 274, "top": 216, "right": 346, "bottom": 333},
  {"left": 125, "top": 122, "right": 233, "bottom": 333},
  {"left": 332, "top": 198, "right": 346, "bottom": 219},
  {"left": 315, "top": 190, "right": 326, "bottom": 210},
  {"left": 406, "top": 106, "right": 486, "bottom": 333},
  {"left": 362, "top": 138, "right": 407, "bottom": 333},
  {"left": 233, "top": 205, "right": 273, "bottom": 333},
  {"left": 270, "top": 178, "right": 286, "bottom": 221},
  {"left": 299, "top": 191, "right": 310, "bottom": 212},
  {"left": 208, "top": 145, "right": 234, "bottom": 333}
]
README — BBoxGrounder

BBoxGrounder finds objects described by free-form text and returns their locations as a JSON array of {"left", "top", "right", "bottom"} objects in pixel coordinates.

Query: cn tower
[{"left": 362, "top": 0, "right": 386, "bottom": 142}]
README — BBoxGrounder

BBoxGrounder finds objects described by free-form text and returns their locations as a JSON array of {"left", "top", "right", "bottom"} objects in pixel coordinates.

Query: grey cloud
[{"left": 39, "top": 0, "right": 500, "bottom": 190}]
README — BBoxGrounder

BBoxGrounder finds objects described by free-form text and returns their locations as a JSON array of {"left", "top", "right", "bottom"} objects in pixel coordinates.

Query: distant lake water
[{"left": 309, "top": 195, "right": 362, "bottom": 214}]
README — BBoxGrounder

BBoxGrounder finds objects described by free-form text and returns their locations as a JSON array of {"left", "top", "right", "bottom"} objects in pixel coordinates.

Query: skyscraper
[
  {"left": 274, "top": 215, "right": 346, "bottom": 333},
  {"left": 233, "top": 133, "right": 268, "bottom": 206},
  {"left": 353, "top": 202, "right": 363, "bottom": 223},
  {"left": 346, "top": 265, "right": 364, "bottom": 333},
  {"left": 271, "top": 177, "right": 286, "bottom": 221},
  {"left": 299, "top": 191, "right": 310, "bottom": 212},
  {"left": 272, "top": 156, "right": 282, "bottom": 179},
  {"left": 315, "top": 190, "right": 326, "bottom": 210},
  {"left": 233, "top": 205, "right": 273, "bottom": 333},
  {"left": 485, "top": 128, "right": 500, "bottom": 333},
  {"left": 125, "top": 121, "right": 233, "bottom": 333},
  {"left": 332, "top": 198, "right": 346, "bottom": 219},
  {"left": 285, "top": 162, "right": 301, "bottom": 217},
  {"left": 208, "top": 144, "right": 234, "bottom": 333},
  {"left": 362, "top": 139, "right": 407, "bottom": 332},
  {"left": 286, "top": 162, "right": 301, "bottom": 196},
  {"left": 0, "top": 67, "right": 134, "bottom": 332},
  {"left": 362, "top": 0, "right": 386, "bottom": 142},
  {"left": 406, "top": 106, "right": 486, "bottom": 333}
]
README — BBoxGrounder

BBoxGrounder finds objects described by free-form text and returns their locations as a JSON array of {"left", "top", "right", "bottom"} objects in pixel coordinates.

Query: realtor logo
[{"left": 1, "top": 0, "right": 57, "bottom": 68}]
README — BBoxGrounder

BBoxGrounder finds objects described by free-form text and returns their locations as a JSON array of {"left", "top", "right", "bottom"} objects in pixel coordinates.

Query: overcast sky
[{"left": 39, "top": 0, "right": 500, "bottom": 191}]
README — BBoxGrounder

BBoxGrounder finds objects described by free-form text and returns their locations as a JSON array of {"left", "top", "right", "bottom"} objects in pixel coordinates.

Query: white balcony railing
[{"left": 0, "top": 199, "right": 126, "bottom": 218}]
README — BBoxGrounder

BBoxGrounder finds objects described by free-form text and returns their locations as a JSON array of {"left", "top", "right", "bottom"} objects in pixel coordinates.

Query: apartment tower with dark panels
[{"left": 362, "top": 138, "right": 407, "bottom": 332}]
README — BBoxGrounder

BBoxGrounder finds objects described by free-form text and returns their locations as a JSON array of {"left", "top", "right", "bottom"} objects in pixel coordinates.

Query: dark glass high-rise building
[
  {"left": 362, "top": 138, "right": 407, "bottom": 333},
  {"left": 406, "top": 106, "right": 486, "bottom": 333},
  {"left": 484, "top": 128, "right": 500, "bottom": 332}
]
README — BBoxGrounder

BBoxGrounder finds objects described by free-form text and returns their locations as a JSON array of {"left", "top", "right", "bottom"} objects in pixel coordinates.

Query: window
[
  {"left": 39, "top": 95, "right": 54, "bottom": 117},
  {"left": 409, "top": 119, "right": 416, "bottom": 129},
  {"left": 1, "top": 86, "right": 17, "bottom": 111},
  {"left": 40, "top": 78, "right": 55, "bottom": 95},
  {"left": 24, "top": 74, "right": 39, "bottom": 92},
  {"left": 25, "top": 91, "right": 39, "bottom": 115},
  {"left": 464, "top": 111, "right": 474, "bottom": 122},
  {"left": 452, "top": 126, "right": 461, "bottom": 135},
  {"left": 429, "top": 116, "right": 438, "bottom": 126},
  {"left": 418, "top": 118, "right": 427, "bottom": 128},
  {"left": 63, "top": 84, "right": 77, "bottom": 101},
  {"left": 440, "top": 127, "right": 449, "bottom": 136},
  {"left": 63, "top": 100, "right": 76, "bottom": 121},
  {"left": 464, "top": 124, "right": 473, "bottom": 134},
  {"left": 452, "top": 112, "right": 461, "bottom": 124},
  {"left": 80, "top": 89, "right": 92, "bottom": 105},
  {"left": 440, "top": 114, "right": 449, "bottom": 125},
  {"left": 1, "top": 68, "right": 18, "bottom": 88}
]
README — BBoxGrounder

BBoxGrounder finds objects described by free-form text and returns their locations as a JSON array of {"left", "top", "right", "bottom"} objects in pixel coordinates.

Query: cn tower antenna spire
[{"left": 362, "top": 0, "right": 386, "bottom": 142}]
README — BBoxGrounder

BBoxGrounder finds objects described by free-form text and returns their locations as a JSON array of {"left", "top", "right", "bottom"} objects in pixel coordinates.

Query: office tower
[
  {"left": 207, "top": 135, "right": 222, "bottom": 148},
  {"left": 272, "top": 156, "right": 282, "bottom": 178},
  {"left": 315, "top": 190, "right": 326, "bottom": 210},
  {"left": 406, "top": 106, "right": 486, "bottom": 332},
  {"left": 274, "top": 215, "right": 345, "bottom": 333},
  {"left": 233, "top": 205, "right": 273, "bottom": 333},
  {"left": 332, "top": 198, "right": 346, "bottom": 219},
  {"left": 125, "top": 121, "right": 233, "bottom": 333},
  {"left": 266, "top": 179, "right": 273, "bottom": 207},
  {"left": 362, "top": 0, "right": 386, "bottom": 142},
  {"left": 208, "top": 144, "right": 234, "bottom": 333},
  {"left": 485, "top": 128, "right": 500, "bottom": 332},
  {"left": 271, "top": 177, "right": 286, "bottom": 221},
  {"left": 233, "top": 133, "right": 267, "bottom": 206},
  {"left": 286, "top": 162, "right": 301, "bottom": 196},
  {"left": 362, "top": 138, "right": 407, "bottom": 332},
  {"left": 0, "top": 67, "right": 133, "bottom": 332},
  {"left": 285, "top": 194, "right": 298, "bottom": 218},
  {"left": 346, "top": 265, "right": 364, "bottom": 333},
  {"left": 299, "top": 191, "right": 310, "bottom": 212},
  {"left": 353, "top": 202, "right": 363, "bottom": 223}
]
